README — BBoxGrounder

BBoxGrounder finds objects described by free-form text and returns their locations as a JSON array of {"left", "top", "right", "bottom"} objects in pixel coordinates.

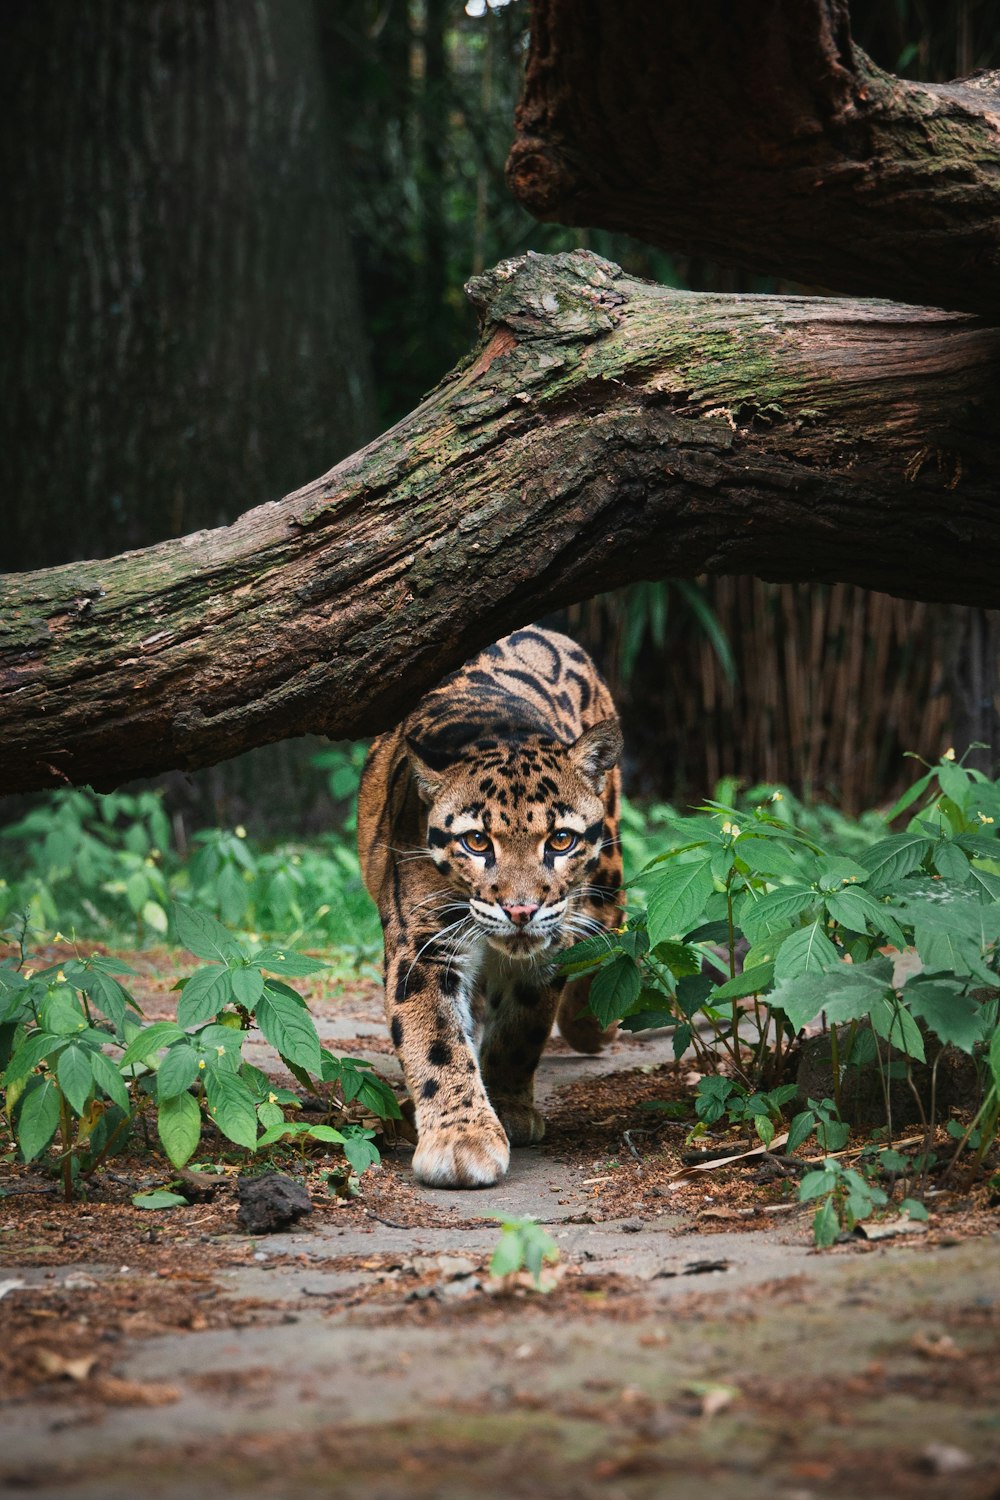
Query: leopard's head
[{"left": 406, "top": 718, "right": 622, "bottom": 958}]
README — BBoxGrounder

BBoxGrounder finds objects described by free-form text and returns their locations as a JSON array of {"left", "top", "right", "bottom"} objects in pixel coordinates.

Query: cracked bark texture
[
  {"left": 3, "top": 250, "right": 1000, "bottom": 794},
  {"left": 507, "top": 0, "right": 1000, "bottom": 320}
]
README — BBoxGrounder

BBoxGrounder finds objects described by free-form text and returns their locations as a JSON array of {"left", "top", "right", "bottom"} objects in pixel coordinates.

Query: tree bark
[
  {"left": 506, "top": 1, "right": 1000, "bottom": 321},
  {"left": 3, "top": 249, "right": 1000, "bottom": 794},
  {"left": 0, "top": 0, "right": 375, "bottom": 570}
]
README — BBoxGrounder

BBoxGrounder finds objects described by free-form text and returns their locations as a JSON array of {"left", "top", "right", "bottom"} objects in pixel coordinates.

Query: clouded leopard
[{"left": 357, "top": 626, "right": 623, "bottom": 1188}]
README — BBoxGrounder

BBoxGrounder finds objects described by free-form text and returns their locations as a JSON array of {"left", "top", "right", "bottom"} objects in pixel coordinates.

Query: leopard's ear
[
  {"left": 568, "top": 717, "right": 623, "bottom": 792},
  {"left": 404, "top": 735, "right": 446, "bottom": 805}
]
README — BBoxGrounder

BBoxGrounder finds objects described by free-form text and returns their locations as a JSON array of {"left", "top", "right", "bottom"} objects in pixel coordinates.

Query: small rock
[
  {"left": 236, "top": 1172, "right": 312, "bottom": 1234},
  {"left": 620, "top": 1218, "right": 646, "bottom": 1234},
  {"left": 920, "top": 1443, "right": 973, "bottom": 1476}
]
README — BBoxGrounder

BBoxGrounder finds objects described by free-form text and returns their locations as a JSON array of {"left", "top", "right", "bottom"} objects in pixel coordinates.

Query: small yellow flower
[
  {"left": 216, "top": 1045, "right": 226, "bottom": 1056},
  {"left": 55, "top": 970, "right": 66, "bottom": 983},
  {"left": 53, "top": 931, "right": 67, "bottom": 943},
  {"left": 24, "top": 968, "right": 35, "bottom": 981},
  {"left": 943, "top": 747, "right": 956, "bottom": 761},
  {"left": 198, "top": 1060, "right": 206, "bottom": 1070},
  {"left": 978, "top": 813, "right": 994, "bottom": 825},
  {"left": 721, "top": 821, "right": 740, "bottom": 838},
  {"left": 267, "top": 1092, "right": 278, "bottom": 1105},
  {"left": 234, "top": 825, "right": 247, "bottom": 839},
  {"left": 771, "top": 792, "right": 783, "bottom": 803}
]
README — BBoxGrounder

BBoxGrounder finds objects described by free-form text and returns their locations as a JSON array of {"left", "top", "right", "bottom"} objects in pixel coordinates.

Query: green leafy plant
[
  {"left": 797, "top": 1156, "right": 929, "bottom": 1247},
  {"left": 564, "top": 749, "right": 1000, "bottom": 1217},
  {"left": 1, "top": 787, "right": 381, "bottom": 970},
  {"left": 692, "top": 1077, "right": 800, "bottom": 1147},
  {"left": 487, "top": 1215, "right": 560, "bottom": 1289},
  {"left": 1, "top": 905, "right": 399, "bottom": 1198}
]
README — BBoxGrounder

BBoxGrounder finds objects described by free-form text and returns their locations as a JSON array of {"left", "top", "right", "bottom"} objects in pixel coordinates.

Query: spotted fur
[{"left": 357, "top": 627, "right": 623, "bottom": 1188}]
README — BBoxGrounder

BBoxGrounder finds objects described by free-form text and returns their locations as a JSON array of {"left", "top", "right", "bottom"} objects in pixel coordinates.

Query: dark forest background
[{"left": 3, "top": 0, "right": 999, "bottom": 832}]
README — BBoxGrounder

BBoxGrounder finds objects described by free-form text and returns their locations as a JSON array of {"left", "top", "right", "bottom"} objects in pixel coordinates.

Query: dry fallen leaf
[
  {"left": 911, "top": 1331, "right": 965, "bottom": 1362},
  {"left": 32, "top": 1347, "right": 97, "bottom": 1382},
  {"left": 684, "top": 1381, "right": 739, "bottom": 1417}
]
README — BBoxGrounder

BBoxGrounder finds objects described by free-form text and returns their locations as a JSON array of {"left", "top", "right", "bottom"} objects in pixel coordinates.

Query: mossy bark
[
  {"left": 507, "top": 1, "right": 1000, "bottom": 320},
  {"left": 3, "top": 250, "right": 1000, "bottom": 793}
]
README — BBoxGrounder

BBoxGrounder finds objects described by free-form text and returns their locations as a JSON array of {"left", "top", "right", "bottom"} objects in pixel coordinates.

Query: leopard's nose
[{"left": 502, "top": 902, "right": 540, "bottom": 927}]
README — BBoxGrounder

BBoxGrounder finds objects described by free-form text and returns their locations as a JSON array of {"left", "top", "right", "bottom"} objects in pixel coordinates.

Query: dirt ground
[{"left": 2, "top": 947, "right": 999, "bottom": 1499}]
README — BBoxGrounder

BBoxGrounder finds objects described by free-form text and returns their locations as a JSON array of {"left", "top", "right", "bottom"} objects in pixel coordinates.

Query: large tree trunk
[
  {"left": 507, "top": 1, "right": 1000, "bottom": 320},
  {"left": 3, "top": 250, "right": 1000, "bottom": 794},
  {"left": 0, "top": 0, "right": 375, "bottom": 571}
]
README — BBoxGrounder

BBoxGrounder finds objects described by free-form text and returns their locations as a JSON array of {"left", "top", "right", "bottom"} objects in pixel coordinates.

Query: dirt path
[{"left": 2, "top": 966, "right": 998, "bottom": 1499}]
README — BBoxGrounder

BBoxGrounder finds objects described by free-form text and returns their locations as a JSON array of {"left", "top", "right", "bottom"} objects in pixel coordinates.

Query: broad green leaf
[
  {"left": 40, "top": 987, "right": 88, "bottom": 1037},
  {"left": 786, "top": 1111, "right": 817, "bottom": 1154},
  {"left": 4, "top": 1031, "right": 68, "bottom": 1086},
  {"left": 230, "top": 967, "right": 265, "bottom": 1008},
  {"left": 913, "top": 924, "right": 995, "bottom": 985},
  {"left": 587, "top": 955, "right": 642, "bottom": 1028},
  {"left": 256, "top": 988, "right": 322, "bottom": 1074},
  {"left": 120, "top": 1021, "right": 187, "bottom": 1068},
  {"left": 56, "top": 1045, "right": 94, "bottom": 1115},
  {"left": 933, "top": 841, "right": 970, "bottom": 884},
  {"left": 937, "top": 761, "right": 971, "bottom": 807},
  {"left": 817, "top": 857, "right": 872, "bottom": 891},
  {"left": 204, "top": 1068, "right": 258, "bottom": 1150},
  {"left": 773, "top": 921, "right": 840, "bottom": 982},
  {"left": 177, "top": 966, "right": 233, "bottom": 1027},
  {"left": 964, "top": 863, "right": 1000, "bottom": 903},
  {"left": 489, "top": 1232, "right": 525, "bottom": 1277},
  {"left": 305, "top": 1124, "right": 348, "bottom": 1144},
  {"left": 17, "top": 1078, "right": 61, "bottom": 1160},
  {"left": 343, "top": 1133, "right": 380, "bottom": 1175},
  {"left": 90, "top": 1050, "right": 131, "bottom": 1112},
  {"left": 157, "top": 1090, "right": 203, "bottom": 1167},
  {"left": 711, "top": 961, "right": 775, "bottom": 1002},
  {"left": 649, "top": 940, "right": 702, "bottom": 977},
  {"left": 738, "top": 887, "right": 817, "bottom": 947},
  {"left": 253, "top": 948, "right": 328, "bottom": 977},
  {"left": 812, "top": 1199, "right": 840, "bottom": 1247},
  {"left": 620, "top": 1009, "right": 676, "bottom": 1033},
  {"left": 769, "top": 957, "right": 893, "bottom": 1032},
  {"left": 870, "top": 997, "right": 925, "bottom": 1061},
  {"left": 133, "top": 1190, "right": 189, "bottom": 1210},
  {"left": 77, "top": 968, "right": 136, "bottom": 1029},
  {"left": 142, "top": 900, "right": 169, "bottom": 935},
  {"left": 172, "top": 903, "right": 244, "bottom": 964},
  {"left": 903, "top": 979, "right": 983, "bottom": 1053},
  {"left": 858, "top": 834, "right": 933, "bottom": 892},
  {"left": 646, "top": 858, "right": 714, "bottom": 945},
  {"left": 353, "top": 1072, "right": 403, "bottom": 1120},
  {"left": 86, "top": 954, "right": 140, "bottom": 977},
  {"left": 256, "top": 1101, "right": 285, "bottom": 1130},
  {"left": 155, "top": 1043, "right": 201, "bottom": 1101},
  {"left": 735, "top": 837, "right": 804, "bottom": 880}
]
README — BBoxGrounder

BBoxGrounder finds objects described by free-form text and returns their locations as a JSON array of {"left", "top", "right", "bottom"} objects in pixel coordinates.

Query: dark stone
[{"left": 236, "top": 1172, "right": 312, "bottom": 1234}]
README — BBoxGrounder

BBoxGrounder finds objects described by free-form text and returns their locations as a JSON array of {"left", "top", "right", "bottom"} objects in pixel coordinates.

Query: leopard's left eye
[{"left": 547, "top": 829, "right": 577, "bottom": 854}]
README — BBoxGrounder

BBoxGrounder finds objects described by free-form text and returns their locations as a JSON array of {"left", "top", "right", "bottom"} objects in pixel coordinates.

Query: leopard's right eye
[{"left": 459, "top": 830, "right": 492, "bottom": 856}]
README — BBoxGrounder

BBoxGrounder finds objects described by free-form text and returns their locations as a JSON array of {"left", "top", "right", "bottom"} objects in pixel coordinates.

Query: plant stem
[
  {"left": 58, "top": 1091, "right": 75, "bottom": 1203},
  {"left": 829, "top": 1024, "right": 842, "bottom": 1114}
]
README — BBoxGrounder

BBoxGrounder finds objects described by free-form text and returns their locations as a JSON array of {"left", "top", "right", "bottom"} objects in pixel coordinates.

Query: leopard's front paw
[
  {"left": 493, "top": 1097, "right": 546, "bottom": 1146},
  {"left": 412, "top": 1116, "right": 510, "bottom": 1188}
]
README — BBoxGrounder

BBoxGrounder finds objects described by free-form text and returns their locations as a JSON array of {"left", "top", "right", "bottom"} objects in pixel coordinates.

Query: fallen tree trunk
[
  {"left": 2, "top": 249, "right": 1000, "bottom": 793},
  {"left": 507, "top": 1, "right": 1000, "bottom": 320}
]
